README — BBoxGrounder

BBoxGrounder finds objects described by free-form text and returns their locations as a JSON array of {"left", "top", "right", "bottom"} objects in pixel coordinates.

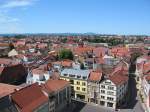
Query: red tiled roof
[
  {"left": 0, "top": 43, "right": 9, "bottom": 47},
  {"left": 115, "top": 61, "right": 128, "bottom": 72},
  {"left": 0, "top": 58, "right": 12, "bottom": 65},
  {"left": 11, "top": 83, "right": 48, "bottom": 112},
  {"left": 111, "top": 47, "right": 130, "bottom": 58},
  {"left": 93, "top": 47, "right": 108, "bottom": 58},
  {"left": 43, "top": 79, "right": 69, "bottom": 93},
  {"left": 143, "top": 62, "right": 150, "bottom": 74},
  {"left": 109, "top": 70, "right": 128, "bottom": 85},
  {"left": 95, "top": 57, "right": 105, "bottom": 64},
  {"left": 89, "top": 71, "right": 102, "bottom": 81},
  {"left": 61, "top": 60, "right": 73, "bottom": 67},
  {"left": 15, "top": 41, "right": 26, "bottom": 46},
  {"left": 53, "top": 60, "right": 73, "bottom": 67},
  {"left": 0, "top": 83, "right": 20, "bottom": 98},
  {"left": 37, "top": 43, "right": 47, "bottom": 49},
  {"left": 73, "top": 46, "right": 93, "bottom": 55}
]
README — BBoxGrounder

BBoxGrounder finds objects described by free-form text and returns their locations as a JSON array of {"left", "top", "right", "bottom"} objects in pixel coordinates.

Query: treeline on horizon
[
  {"left": 87, "top": 37, "right": 123, "bottom": 46},
  {"left": 1, "top": 33, "right": 146, "bottom": 46}
]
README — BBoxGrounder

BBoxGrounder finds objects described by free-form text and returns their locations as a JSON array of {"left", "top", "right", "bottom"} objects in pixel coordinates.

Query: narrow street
[{"left": 125, "top": 63, "right": 145, "bottom": 112}]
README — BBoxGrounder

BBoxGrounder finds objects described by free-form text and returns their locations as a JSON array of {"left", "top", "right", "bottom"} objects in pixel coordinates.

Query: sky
[{"left": 0, "top": 0, "right": 150, "bottom": 35}]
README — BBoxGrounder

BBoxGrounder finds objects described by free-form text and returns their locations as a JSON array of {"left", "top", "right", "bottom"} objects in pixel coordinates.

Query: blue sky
[{"left": 0, "top": 0, "right": 150, "bottom": 35}]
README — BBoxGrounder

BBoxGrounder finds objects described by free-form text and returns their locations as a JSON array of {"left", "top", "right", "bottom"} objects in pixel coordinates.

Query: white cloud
[
  {"left": 0, "top": 0, "right": 38, "bottom": 33},
  {"left": 0, "top": 12, "right": 23, "bottom": 33},
  {"left": 1, "top": 0, "right": 37, "bottom": 8},
  {"left": 0, "top": 14, "right": 19, "bottom": 23}
]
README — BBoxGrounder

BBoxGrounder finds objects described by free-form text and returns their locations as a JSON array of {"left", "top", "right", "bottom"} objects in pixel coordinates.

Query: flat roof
[{"left": 61, "top": 68, "right": 90, "bottom": 80}]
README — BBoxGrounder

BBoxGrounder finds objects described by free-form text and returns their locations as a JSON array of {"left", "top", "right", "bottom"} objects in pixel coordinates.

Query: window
[
  {"left": 101, "top": 90, "right": 105, "bottom": 94},
  {"left": 82, "top": 88, "right": 86, "bottom": 91},
  {"left": 107, "top": 91, "right": 114, "bottom": 95},
  {"left": 77, "top": 87, "right": 80, "bottom": 90},
  {"left": 82, "top": 76, "right": 87, "bottom": 79},
  {"left": 77, "top": 81, "right": 80, "bottom": 85},
  {"left": 101, "top": 95, "right": 105, "bottom": 99},
  {"left": 77, "top": 75, "right": 81, "bottom": 78},
  {"left": 64, "top": 74, "right": 68, "bottom": 76},
  {"left": 70, "top": 80, "right": 74, "bottom": 84},
  {"left": 137, "top": 77, "right": 139, "bottom": 81},
  {"left": 105, "top": 81, "right": 111, "bottom": 84},
  {"left": 96, "top": 100, "right": 98, "bottom": 104},
  {"left": 70, "top": 74, "right": 75, "bottom": 77},
  {"left": 82, "top": 82, "right": 86, "bottom": 86},
  {"left": 107, "top": 102, "right": 113, "bottom": 107},
  {"left": 100, "top": 101, "right": 105, "bottom": 106},
  {"left": 107, "top": 97, "right": 114, "bottom": 101},
  {"left": 71, "top": 86, "right": 74, "bottom": 91},
  {"left": 108, "top": 86, "right": 114, "bottom": 90},
  {"left": 101, "top": 85, "right": 105, "bottom": 89}
]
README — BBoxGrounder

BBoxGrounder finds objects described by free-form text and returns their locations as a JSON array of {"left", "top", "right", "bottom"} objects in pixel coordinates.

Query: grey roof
[{"left": 61, "top": 68, "right": 90, "bottom": 80}]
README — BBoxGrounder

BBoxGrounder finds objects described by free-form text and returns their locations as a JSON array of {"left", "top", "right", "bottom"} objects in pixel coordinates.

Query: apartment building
[
  {"left": 87, "top": 62, "right": 128, "bottom": 109},
  {"left": 60, "top": 68, "right": 90, "bottom": 102},
  {"left": 99, "top": 69, "right": 128, "bottom": 109}
]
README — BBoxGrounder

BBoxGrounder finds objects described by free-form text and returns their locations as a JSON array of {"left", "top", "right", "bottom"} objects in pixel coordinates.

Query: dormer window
[
  {"left": 64, "top": 74, "right": 68, "bottom": 76},
  {"left": 69, "top": 74, "right": 75, "bottom": 77},
  {"left": 105, "top": 81, "right": 111, "bottom": 84},
  {"left": 82, "top": 76, "right": 87, "bottom": 80},
  {"left": 77, "top": 75, "right": 81, "bottom": 78}
]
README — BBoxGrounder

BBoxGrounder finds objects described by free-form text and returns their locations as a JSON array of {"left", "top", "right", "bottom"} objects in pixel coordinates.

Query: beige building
[
  {"left": 42, "top": 79, "right": 71, "bottom": 112},
  {"left": 87, "top": 70, "right": 103, "bottom": 104}
]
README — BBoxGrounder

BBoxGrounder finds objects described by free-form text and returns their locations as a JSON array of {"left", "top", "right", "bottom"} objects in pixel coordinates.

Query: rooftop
[
  {"left": 61, "top": 68, "right": 90, "bottom": 80},
  {"left": 0, "top": 83, "right": 20, "bottom": 98},
  {"left": 89, "top": 70, "right": 103, "bottom": 81},
  {"left": 43, "top": 79, "right": 69, "bottom": 93},
  {"left": 109, "top": 70, "right": 128, "bottom": 85},
  {"left": 32, "top": 69, "right": 45, "bottom": 75},
  {"left": 11, "top": 83, "right": 48, "bottom": 112}
]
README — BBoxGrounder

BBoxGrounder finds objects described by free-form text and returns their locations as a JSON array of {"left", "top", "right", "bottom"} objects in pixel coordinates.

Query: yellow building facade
[
  {"left": 60, "top": 77, "right": 88, "bottom": 101},
  {"left": 60, "top": 69, "right": 90, "bottom": 102}
]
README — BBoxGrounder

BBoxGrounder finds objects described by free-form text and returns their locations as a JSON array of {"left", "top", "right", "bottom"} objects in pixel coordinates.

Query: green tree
[
  {"left": 14, "top": 35, "right": 26, "bottom": 39},
  {"left": 58, "top": 49, "right": 73, "bottom": 60},
  {"left": 61, "top": 38, "right": 67, "bottom": 43}
]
